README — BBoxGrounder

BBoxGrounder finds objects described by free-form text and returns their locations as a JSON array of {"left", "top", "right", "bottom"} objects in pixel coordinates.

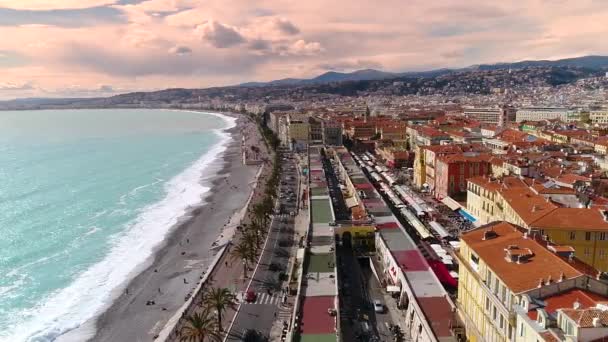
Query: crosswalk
[
  {"left": 241, "top": 292, "right": 281, "bottom": 305},
  {"left": 277, "top": 304, "right": 292, "bottom": 321}
]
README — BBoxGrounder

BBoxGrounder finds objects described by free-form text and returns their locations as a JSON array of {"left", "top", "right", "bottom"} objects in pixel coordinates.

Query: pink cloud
[
  {"left": 0, "top": 0, "right": 607, "bottom": 98},
  {"left": 0, "top": 0, "right": 118, "bottom": 10}
]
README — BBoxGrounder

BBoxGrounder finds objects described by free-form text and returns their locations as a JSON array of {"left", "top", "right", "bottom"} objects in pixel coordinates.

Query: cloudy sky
[{"left": 0, "top": 0, "right": 607, "bottom": 99}]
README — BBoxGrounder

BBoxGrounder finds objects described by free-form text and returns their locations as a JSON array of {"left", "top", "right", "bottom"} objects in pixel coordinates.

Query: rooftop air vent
[{"left": 483, "top": 229, "right": 498, "bottom": 241}]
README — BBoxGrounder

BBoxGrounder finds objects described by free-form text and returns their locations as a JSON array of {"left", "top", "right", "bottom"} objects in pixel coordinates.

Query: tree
[
  {"left": 180, "top": 309, "right": 221, "bottom": 342},
  {"left": 231, "top": 241, "right": 255, "bottom": 279},
  {"left": 204, "top": 288, "right": 238, "bottom": 331}
]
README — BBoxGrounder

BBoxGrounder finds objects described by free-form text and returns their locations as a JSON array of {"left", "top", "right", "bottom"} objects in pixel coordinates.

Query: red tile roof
[
  {"left": 461, "top": 222, "right": 583, "bottom": 293},
  {"left": 527, "top": 289, "right": 608, "bottom": 320}
]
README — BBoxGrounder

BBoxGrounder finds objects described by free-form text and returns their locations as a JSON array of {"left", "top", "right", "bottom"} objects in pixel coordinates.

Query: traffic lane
[
  {"left": 225, "top": 304, "right": 277, "bottom": 341},
  {"left": 362, "top": 265, "right": 395, "bottom": 340},
  {"left": 337, "top": 249, "right": 372, "bottom": 334}
]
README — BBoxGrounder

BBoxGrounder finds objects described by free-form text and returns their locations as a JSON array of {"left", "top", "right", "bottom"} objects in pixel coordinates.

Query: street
[{"left": 225, "top": 149, "right": 299, "bottom": 341}]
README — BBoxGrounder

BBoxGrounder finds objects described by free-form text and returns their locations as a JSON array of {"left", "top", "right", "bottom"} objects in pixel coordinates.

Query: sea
[{"left": 0, "top": 109, "right": 235, "bottom": 341}]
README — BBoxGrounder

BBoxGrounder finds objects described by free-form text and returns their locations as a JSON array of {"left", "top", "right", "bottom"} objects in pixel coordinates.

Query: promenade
[{"left": 166, "top": 117, "right": 276, "bottom": 340}]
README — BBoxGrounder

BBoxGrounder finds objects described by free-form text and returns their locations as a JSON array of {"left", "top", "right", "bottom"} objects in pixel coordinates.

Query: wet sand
[{"left": 62, "top": 115, "right": 261, "bottom": 342}]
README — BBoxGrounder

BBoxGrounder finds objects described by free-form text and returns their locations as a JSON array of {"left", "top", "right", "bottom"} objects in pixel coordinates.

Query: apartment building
[
  {"left": 515, "top": 107, "right": 576, "bottom": 123},
  {"left": 321, "top": 119, "right": 343, "bottom": 146},
  {"left": 308, "top": 116, "right": 323, "bottom": 144},
  {"left": 465, "top": 177, "right": 608, "bottom": 271},
  {"left": 288, "top": 113, "right": 310, "bottom": 151},
  {"left": 456, "top": 221, "right": 586, "bottom": 342},
  {"left": 464, "top": 106, "right": 516, "bottom": 126},
  {"left": 591, "top": 109, "right": 608, "bottom": 125},
  {"left": 434, "top": 153, "right": 491, "bottom": 200}
]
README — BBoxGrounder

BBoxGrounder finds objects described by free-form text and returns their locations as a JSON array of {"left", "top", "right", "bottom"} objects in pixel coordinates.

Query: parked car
[
  {"left": 245, "top": 290, "right": 257, "bottom": 303},
  {"left": 373, "top": 300, "right": 384, "bottom": 313}
]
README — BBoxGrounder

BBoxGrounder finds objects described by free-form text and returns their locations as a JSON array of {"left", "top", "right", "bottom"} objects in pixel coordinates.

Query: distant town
[{"left": 8, "top": 56, "right": 608, "bottom": 342}]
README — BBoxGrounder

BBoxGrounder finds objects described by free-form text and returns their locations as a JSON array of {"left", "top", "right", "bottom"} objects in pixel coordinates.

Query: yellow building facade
[
  {"left": 457, "top": 222, "right": 586, "bottom": 342},
  {"left": 466, "top": 176, "right": 608, "bottom": 272}
]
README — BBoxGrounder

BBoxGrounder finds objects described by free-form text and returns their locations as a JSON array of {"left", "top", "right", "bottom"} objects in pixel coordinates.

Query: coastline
[{"left": 56, "top": 112, "right": 261, "bottom": 342}]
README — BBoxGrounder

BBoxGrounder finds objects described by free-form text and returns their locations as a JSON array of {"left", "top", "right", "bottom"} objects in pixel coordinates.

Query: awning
[
  {"left": 386, "top": 285, "right": 401, "bottom": 293},
  {"left": 441, "top": 196, "right": 462, "bottom": 211},
  {"left": 345, "top": 197, "right": 359, "bottom": 208}
]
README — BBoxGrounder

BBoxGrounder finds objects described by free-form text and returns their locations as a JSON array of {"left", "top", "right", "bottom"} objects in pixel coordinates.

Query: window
[
  {"left": 585, "top": 248, "right": 592, "bottom": 257},
  {"left": 499, "top": 315, "right": 504, "bottom": 329},
  {"left": 570, "top": 231, "right": 576, "bottom": 240},
  {"left": 501, "top": 286, "right": 507, "bottom": 303},
  {"left": 520, "top": 323, "right": 525, "bottom": 337},
  {"left": 601, "top": 249, "right": 606, "bottom": 259},
  {"left": 600, "top": 232, "right": 607, "bottom": 241},
  {"left": 486, "top": 297, "right": 490, "bottom": 311},
  {"left": 586, "top": 232, "right": 592, "bottom": 241},
  {"left": 493, "top": 306, "right": 497, "bottom": 320}
]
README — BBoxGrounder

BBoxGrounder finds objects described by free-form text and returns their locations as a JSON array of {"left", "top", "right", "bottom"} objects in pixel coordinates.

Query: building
[
  {"left": 464, "top": 106, "right": 516, "bottom": 127},
  {"left": 288, "top": 113, "right": 310, "bottom": 151},
  {"left": 515, "top": 278, "right": 608, "bottom": 341},
  {"left": 434, "top": 153, "right": 491, "bottom": 200},
  {"left": 268, "top": 111, "right": 289, "bottom": 134},
  {"left": 591, "top": 109, "right": 608, "bottom": 125},
  {"left": 308, "top": 116, "right": 323, "bottom": 145},
  {"left": 456, "top": 221, "right": 589, "bottom": 342},
  {"left": 515, "top": 107, "right": 578, "bottom": 123},
  {"left": 465, "top": 176, "right": 608, "bottom": 271},
  {"left": 321, "top": 119, "right": 343, "bottom": 146}
]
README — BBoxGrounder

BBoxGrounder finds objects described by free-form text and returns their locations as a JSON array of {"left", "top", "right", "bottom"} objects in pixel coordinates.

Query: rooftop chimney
[
  {"left": 593, "top": 317, "right": 602, "bottom": 328},
  {"left": 532, "top": 205, "right": 538, "bottom": 213},
  {"left": 574, "top": 300, "right": 581, "bottom": 310},
  {"left": 538, "top": 278, "right": 543, "bottom": 288},
  {"left": 559, "top": 272, "right": 565, "bottom": 282},
  {"left": 545, "top": 276, "right": 552, "bottom": 285}
]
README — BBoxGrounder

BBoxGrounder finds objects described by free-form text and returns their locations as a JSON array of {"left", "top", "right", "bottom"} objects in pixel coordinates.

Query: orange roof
[
  {"left": 538, "top": 331, "right": 560, "bottom": 342},
  {"left": 461, "top": 222, "right": 583, "bottom": 294},
  {"left": 555, "top": 173, "right": 591, "bottom": 185},
  {"left": 417, "top": 125, "right": 449, "bottom": 138},
  {"left": 531, "top": 208, "right": 608, "bottom": 231},
  {"left": 498, "top": 187, "right": 559, "bottom": 225},
  {"left": 528, "top": 289, "right": 608, "bottom": 320},
  {"left": 468, "top": 176, "right": 527, "bottom": 193},
  {"left": 437, "top": 152, "right": 491, "bottom": 164},
  {"left": 561, "top": 308, "right": 608, "bottom": 328},
  {"left": 530, "top": 183, "right": 576, "bottom": 195}
]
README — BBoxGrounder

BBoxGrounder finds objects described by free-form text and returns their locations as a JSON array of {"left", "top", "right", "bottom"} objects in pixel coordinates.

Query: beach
[{"left": 65, "top": 114, "right": 263, "bottom": 342}]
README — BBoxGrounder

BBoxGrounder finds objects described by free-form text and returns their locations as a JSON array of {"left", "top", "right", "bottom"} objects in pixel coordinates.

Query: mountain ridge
[{"left": 238, "top": 55, "right": 608, "bottom": 87}]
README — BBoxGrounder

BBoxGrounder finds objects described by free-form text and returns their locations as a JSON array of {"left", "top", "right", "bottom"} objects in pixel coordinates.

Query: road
[
  {"left": 225, "top": 149, "right": 299, "bottom": 341},
  {"left": 337, "top": 245, "right": 400, "bottom": 342}
]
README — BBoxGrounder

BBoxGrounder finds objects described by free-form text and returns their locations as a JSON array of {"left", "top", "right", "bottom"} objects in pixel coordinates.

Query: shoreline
[{"left": 56, "top": 112, "right": 261, "bottom": 342}]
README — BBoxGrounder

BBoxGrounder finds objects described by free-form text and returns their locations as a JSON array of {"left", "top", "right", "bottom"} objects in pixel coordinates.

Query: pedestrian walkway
[{"left": 241, "top": 292, "right": 282, "bottom": 305}]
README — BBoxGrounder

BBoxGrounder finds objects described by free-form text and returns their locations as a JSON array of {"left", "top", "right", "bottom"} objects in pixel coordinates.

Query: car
[
  {"left": 245, "top": 290, "right": 257, "bottom": 303},
  {"left": 373, "top": 300, "right": 384, "bottom": 313}
]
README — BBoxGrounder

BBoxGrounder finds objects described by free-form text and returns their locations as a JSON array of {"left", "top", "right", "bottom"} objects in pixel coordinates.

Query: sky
[{"left": 0, "top": 0, "right": 607, "bottom": 99}]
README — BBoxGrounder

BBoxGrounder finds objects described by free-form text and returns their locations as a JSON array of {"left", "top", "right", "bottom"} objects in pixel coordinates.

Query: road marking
[{"left": 241, "top": 292, "right": 283, "bottom": 305}]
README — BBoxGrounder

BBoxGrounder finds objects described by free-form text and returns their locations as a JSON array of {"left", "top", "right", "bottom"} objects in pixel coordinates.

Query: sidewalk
[
  {"left": 268, "top": 170, "right": 309, "bottom": 341},
  {"left": 167, "top": 125, "right": 274, "bottom": 341}
]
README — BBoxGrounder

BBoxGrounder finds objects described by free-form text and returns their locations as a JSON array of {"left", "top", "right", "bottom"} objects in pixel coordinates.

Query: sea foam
[{"left": 2, "top": 112, "right": 236, "bottom": 342}]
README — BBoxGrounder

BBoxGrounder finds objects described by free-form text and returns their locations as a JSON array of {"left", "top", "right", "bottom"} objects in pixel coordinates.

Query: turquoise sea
[{"left": 0, "top": 109, "right": 235, "bottom": 341}]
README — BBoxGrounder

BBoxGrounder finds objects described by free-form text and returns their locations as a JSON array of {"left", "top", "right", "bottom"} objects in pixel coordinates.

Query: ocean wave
[{"left": 1, "top": 112, "right": 235, "bottom": 342}]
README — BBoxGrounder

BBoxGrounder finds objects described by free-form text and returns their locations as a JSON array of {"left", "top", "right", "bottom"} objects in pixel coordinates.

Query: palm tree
[
  {"left": 180, "top": 308, "right": 221, "bottom": 342},
  {"left": 231, "top": 241, "right": 255, "bottom": 278},
  {"left": 204, "top": 287, "right": 238, "bottom": 331}
]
